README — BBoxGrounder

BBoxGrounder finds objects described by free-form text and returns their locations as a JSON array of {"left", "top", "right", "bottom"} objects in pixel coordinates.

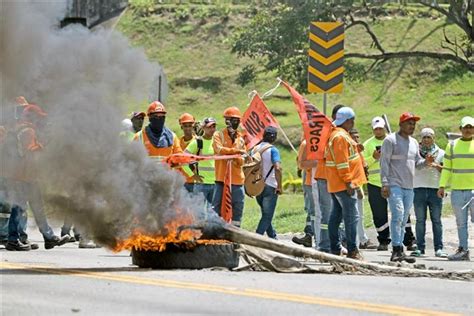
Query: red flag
[
  {"left": 241, "top": 94, "right": 280, "bottom": 149},
  {"left": 220, "top": 160, "right": 233, "bottom": 223},
  {"left": 281, "top": 81, "right": 333, "bottom": 160}
]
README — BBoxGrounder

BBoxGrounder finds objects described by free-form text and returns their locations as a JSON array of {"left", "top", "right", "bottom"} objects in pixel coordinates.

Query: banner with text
[
  {"left": 241, "top": 94, "right": 280, "bottom": 149},
  {"left": 281, "top": 81, "right": 333, "bottom": 160}
]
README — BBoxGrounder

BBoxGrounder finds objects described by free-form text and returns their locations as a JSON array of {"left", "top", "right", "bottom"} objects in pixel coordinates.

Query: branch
[
  {"left": 346, "top": 51, "right": 473, "bottom": 70},
  {"left": 346, "top": 18, "right": 385, "bottom": 54}
]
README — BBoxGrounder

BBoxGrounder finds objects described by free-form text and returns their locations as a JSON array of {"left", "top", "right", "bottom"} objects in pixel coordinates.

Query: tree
[{"left": 231, "top": 1, "right": 473, "bottom": 90}]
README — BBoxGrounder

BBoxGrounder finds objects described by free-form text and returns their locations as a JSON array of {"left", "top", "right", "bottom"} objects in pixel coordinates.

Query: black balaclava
[
  {"left": 225, "top": 118, "right": 240, "bottom": 131},
  {"left": 149, "top": 116, "right": 165, "bottom": 134}
]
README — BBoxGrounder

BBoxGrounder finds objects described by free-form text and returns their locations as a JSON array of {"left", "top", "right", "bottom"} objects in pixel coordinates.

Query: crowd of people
[{"left": 1, "top": 98, "right": 472, "bottom": 265}]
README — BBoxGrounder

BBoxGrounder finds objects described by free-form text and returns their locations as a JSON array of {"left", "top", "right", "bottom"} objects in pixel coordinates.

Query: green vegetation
[{"left": 118, "top": 1, "right": 468, "bottom": 232}]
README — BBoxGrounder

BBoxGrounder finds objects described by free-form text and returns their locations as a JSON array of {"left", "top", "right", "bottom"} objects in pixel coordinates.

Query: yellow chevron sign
[{"left": 308, "top": 22, "right": 344, "bottom": 93}]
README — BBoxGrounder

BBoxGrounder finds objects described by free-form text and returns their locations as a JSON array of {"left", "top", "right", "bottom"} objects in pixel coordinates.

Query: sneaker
[
  {"left": 61, "top": 233, "right": 76, "bottom": 243},
  {"left": 447, "top": 248, "right": 470, "bottom": 261},
  {"left": 44, "top": 235, "right": 70, "bottom": 250},
  {"left": 435, "top": 249, "right": 448, "bottom": 258},
  {"left": 6, "top": 240, "right": 31, "bottom": 251},
  {"left": 79, "top": 239, "right": 97, "bottom": 249},
  {"left": 291, "top": 234, "right": 312, "bottom": 248},
  {"left": 347, "top": 249, "right": 364, "bottom": 260},
  {"left": 410, "top": 249, "right": 425, "bottom": 257},
  {"left": 359, "top": 240, "right": 377, "bottom": 250},
  {"left": 377, "top": 243, "right": 389, "bottom": 251},
  {"left": 20, "top": 239, "right": 39, "bottom": 250}
]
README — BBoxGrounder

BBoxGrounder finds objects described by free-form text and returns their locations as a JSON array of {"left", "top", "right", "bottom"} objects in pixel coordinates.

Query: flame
[{"left": 113, "top": 214, "right": 202, "bottom": 252}]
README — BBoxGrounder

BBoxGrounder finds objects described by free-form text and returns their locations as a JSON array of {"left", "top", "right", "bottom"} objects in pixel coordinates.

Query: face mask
[
  {"left": 149, "top": 116, "right": 165, "bottom": 132},
  {"left": 225, "top": 118, "right": 240, "bottom": 131}
]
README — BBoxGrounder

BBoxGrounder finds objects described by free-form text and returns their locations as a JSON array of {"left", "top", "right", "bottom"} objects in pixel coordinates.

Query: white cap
[
  {"left": 420, "top": 127, "right": 435, "bottom": 138},
  {"left": 121, "top": 118, "right": 133, "bottom": 132},
  {"left": 371, "top": 116, "right": 385, "bottom": 129}
]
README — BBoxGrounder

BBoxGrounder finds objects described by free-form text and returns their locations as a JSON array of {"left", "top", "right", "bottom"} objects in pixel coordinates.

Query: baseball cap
[
  {"left": 333, "top": 107, "right": 355, "bottom": 126},
  {"left": 399, "top": 112, "right": 420, "bottom": 123},
  {"left": 420, "top": 127, "right": 435, "bottom": 138},
  {"left": 264, "top": 126, "right": 278, "bottom": 135},
  {"left": 202, "top": 117, "right": 217, "bottom": 127},
  {"left": 371, "top": 116, "right": 385, "bottom": 129},
  {"left": 460, "top": 116, "right": 474, "bottom": 128},
  {"left": 131, "top": 111, "right": 146, "bottom": 119}
]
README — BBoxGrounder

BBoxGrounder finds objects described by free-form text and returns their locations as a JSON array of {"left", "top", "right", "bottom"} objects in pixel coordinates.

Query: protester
[
  {"left": 292, "top": 139, "right": 317, "bottom": 247},
  {"left": 411, "top": 128, "right": 448, "bottom": 257},
  {"left": 253, "top": 126, "right": 282, "bottom": 238},
  {"left": 325, "top": 106, "right": 366, "bottom": 260},
  {"left": 438, "top": 116, "right": 474, "bottom": 261},
  {"left": 130, "top": 111, "right": 146, "bottom": 133},
  {"left": 185, "top": 117, "right": 217, "bottom": 212},
  {"left": 349, "top": 128, "right": 377, "bottom": 249},
  {"left": 133, "top": 101, "right": 183, "bottom": 163},
  {"left": 5, "top": 104, "right": 69, "bottom": 250},
  {"left": 380, "top": 112, "right": 433, "bottom": 263},
  {"left": 178, "top": 113, "right": 196, "bottom": 193},
  {"left": 363, "top": 117, "right": 391, "bottom": 250},
  {"left": 212, "top": 107, "right": 247, "bottom": 227}
]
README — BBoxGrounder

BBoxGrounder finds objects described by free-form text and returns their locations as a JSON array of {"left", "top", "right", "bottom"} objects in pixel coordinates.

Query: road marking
[{"left": 1, "top": 262, "right": 458, "bottom": 316}]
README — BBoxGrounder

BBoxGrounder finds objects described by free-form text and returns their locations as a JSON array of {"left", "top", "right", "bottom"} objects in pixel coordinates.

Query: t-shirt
[
  {"left": 255, "top": 142, "right": 281, "bottom": 189},
  {"left": 380, "top": 132, "right": 425, "bottom": 189},
  {"left": 185, "top": 137, "right": 215, "bottom": 184},
  {"left": 414, "top": 147, "right": 444, "bottom": 189}
]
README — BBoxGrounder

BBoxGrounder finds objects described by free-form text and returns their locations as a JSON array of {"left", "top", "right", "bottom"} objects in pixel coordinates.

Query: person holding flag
[{"left": 212, "top": 107, "right": 247, "bottom": 226}]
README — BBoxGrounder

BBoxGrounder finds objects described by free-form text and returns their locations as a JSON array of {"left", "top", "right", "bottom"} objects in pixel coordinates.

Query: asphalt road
[{"left": 1, "top": 221, "right": 473, "bottom": 316}]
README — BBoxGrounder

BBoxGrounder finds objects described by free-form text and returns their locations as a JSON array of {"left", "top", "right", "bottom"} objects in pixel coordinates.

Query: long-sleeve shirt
[
  {"left": 380, "top": 132, "right": 425, "bottom": 189},
  {"left": 213, "top": 129, "right": 246, "bottom": 184}
]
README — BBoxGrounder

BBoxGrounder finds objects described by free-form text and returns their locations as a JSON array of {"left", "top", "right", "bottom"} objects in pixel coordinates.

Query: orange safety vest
[
  {"left": 134, "top": 129, "right": 182, "bottom": 163},
  {"left": 324, "top": 127, "right": 366, "bottom": 193},
  {"left": 213, "top": 129, "right": 246, "bottom": 185}
]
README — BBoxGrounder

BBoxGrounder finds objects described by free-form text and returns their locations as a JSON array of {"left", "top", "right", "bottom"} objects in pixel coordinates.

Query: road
[{"left": 1, "top": 220, "right": 473, "bottom": 315}]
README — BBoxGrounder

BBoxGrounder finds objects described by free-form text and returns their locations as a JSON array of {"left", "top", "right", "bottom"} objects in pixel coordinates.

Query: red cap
[
  {"left": 399, "top": 112, "right": 420, "bottom": 123},
  {"left": 131, "top": 111, "right": 146, "bottom": 119},
  {"left": 23, "top": 104, "right": 47, "bottom": 117}
]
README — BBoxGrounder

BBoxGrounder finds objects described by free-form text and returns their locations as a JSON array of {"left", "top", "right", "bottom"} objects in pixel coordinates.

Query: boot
[
  {"left": 6, "top": 240, "right": 31, "bottom": 251},
  {"left": 292, "top": 234, "right": 312, "bottom": 247},
  {"left": 448, "top": 248, "right": 470, "bottom": 261},
  {"left": 20, "top": 239, "right": 39, "bottom": 250},
  {"left": 390, "top": 246, "right": 403, "bottom": 262},
  {"left": 44, "top": 235, "right": 70, "bottom": 250},
  {"left": 347, "top": 249, "right": 364, "bottom": 260}
]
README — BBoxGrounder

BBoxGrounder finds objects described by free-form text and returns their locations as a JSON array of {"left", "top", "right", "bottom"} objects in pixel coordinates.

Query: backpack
[
  {"left": 189, "top": 137, "right": 204, "bottom": 174},
  {"left": 243, "top": 144, "right": 274, "bottom": 197}
]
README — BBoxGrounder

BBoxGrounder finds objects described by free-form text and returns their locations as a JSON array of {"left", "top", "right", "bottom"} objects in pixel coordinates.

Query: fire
[{"left": 113, "top": 215, "right": 202, "bottom": 252}]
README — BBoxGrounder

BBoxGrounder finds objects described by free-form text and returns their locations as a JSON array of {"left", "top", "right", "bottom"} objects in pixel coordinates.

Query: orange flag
[
  {"left": 241, "top": 94, "right": 280, "bottom": 149},
  {"left": 220, "top": 160, "right": 233, "bottom": 223},
  {"left": 281, "top": 81, "right": 333, "bottom": 160}
]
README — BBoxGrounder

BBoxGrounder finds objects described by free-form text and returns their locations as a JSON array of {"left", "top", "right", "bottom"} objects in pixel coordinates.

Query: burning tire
[{"left": 131, "top": 243, "right": 240, "bottom": 269}]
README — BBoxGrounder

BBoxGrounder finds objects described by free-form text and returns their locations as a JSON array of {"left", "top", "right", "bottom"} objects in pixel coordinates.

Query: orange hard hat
[
  {"left": 147, "top": 101, "right": 166, "bottom": 116},
  {"left": 223, "top": 106, "right": 241, "bottom": 119},
  {"left": 179, "top": 113, "right": 195, "bottom": 125},
  {"left": 23, "top": 104, "right": 47, "bottom": 117}
]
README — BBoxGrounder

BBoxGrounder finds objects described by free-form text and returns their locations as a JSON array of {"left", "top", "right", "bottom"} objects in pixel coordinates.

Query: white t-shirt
[{"left": 255, "top": 142, "right": 281, "bottom": 189}]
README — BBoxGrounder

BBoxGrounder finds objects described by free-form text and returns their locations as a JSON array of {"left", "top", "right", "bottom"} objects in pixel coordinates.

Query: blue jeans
[
  {"left": 451, "top": 190, "right": 473, "bottom": 250},
  {"left": 0, "top": 178, "right": 9, "bottom": 241},
  {"left": 414, "top": 188, "right": 443, "bottom": 251},
  {"left": 256, "top": 185, "right": 278, "bottom": 238},
  {"left": 194, "top": 183, "right": 215, "bottom": 212},
  {"left": 184, "top": 183, "right": 194, "bottom": 194},
  {"left": 356, "top": 198, "right": 369, "bottom": 245},
  {"left": 316, "top": 179, "right": 332, "bottom": 252},
  {"left": 328, "top": 190, "right": 359, "bottom": 253},
  {"left": 212, "top": 182, "right": 245, "bottom": 227},
  {"left": 387, "top": 185, "right": 414, "bottom": 247},
  {"left": 7, "top": 205, "right": 28, "bottom": 242},
  {"left": 303, "top": 184, "right": 315, "bottom": 236}
]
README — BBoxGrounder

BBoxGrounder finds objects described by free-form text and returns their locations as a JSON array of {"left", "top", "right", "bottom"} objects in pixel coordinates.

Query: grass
[{"left": 117, "top": 2, "right": 467, "bottom": 233}]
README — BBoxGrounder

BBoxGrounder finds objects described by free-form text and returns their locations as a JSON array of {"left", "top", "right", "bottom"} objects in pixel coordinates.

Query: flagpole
[{"left": 278, "top": 126, "right": 298, "bottom": 154}]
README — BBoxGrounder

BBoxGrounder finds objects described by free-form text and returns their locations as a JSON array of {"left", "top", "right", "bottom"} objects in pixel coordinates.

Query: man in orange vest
[
  {"left": 178, "top": 113, "right": 196, "bottom": 193},
  {"left": 212, "top": 107, "right": 247, "bottom": 227},
  {"left": 325, "top": 107, "right": 367, "bottom": 260},
  {"left": 133, "top": 101, "right": 182, "bottom": 163}
]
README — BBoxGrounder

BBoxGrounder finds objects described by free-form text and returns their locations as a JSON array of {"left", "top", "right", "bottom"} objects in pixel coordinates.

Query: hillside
[{"left": 118, "top": 3, "right": 472, "bottom": 156}]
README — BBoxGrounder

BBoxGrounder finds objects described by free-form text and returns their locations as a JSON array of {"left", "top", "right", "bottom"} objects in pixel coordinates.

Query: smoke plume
[{"left": 0, "top": 1, "right": 207, "bottom": 247}]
